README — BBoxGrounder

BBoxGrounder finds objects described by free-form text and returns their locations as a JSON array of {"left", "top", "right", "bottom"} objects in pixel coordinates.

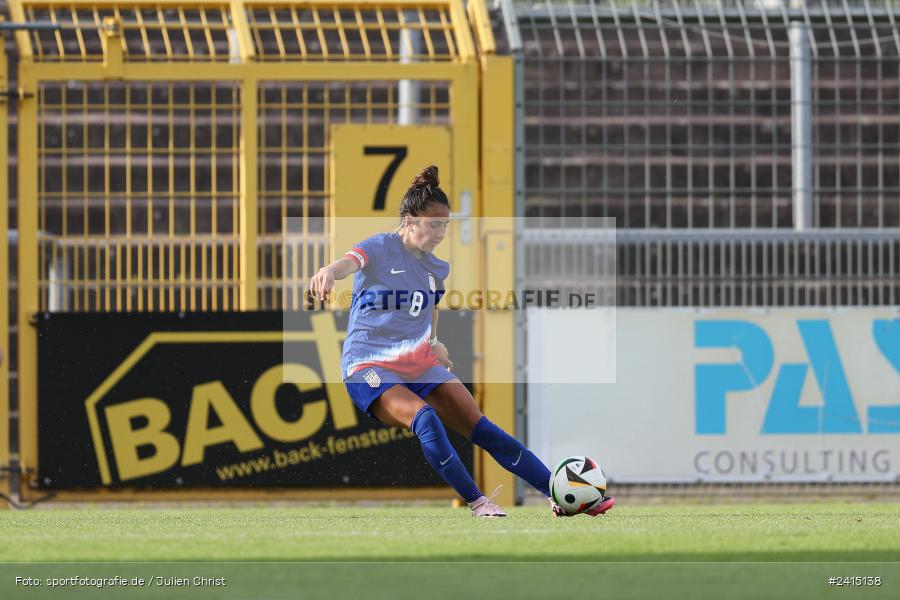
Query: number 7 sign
[
  {"left": 329, "top": 124, "right": 452, "bottom": 304},
  {"left": 331, "top": 124, "right": 452, "bottom": 218}
]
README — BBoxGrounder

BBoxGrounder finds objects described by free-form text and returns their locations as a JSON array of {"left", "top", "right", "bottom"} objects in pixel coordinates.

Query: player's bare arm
[
  {"left": 429, "top": 308, "right": 453, "bottom": 371},
  {"left": 309, "top": 257, "right": 359, "bottom": 301}
]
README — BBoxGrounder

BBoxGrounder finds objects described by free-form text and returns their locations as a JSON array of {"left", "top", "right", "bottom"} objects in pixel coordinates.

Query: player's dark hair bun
[
  {"left": 412, "top": 165, "right": 440, "bottom": 189},
  {"left": 400, "top": 164, "right": 450, "bottom": 218}
]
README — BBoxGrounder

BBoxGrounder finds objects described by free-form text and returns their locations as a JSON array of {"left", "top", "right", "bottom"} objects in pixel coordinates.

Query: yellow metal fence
[
  {"left": 1, "top": 18, "right": 10, "bottom": 507},
  {"left": 22, "top": 2, "right": 466, "bottom": 62},
  {"left": 257, "top": 79, "right": 452, "bottom": 309},
  {"left": 6, "top": 0, "right": 515, "bottom": 503},
  {"left": 37, "top": 80, "right": 243, "bottom": 312}
]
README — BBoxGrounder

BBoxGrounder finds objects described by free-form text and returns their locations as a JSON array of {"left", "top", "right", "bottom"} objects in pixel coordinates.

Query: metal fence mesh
[
  {"left": 256, "top": 79, "right": 452, "bottom": 309},
  {"left": 247, "top": 4, "right": 462, "bottom": 61},
  {"left": 23, "top": 5, "right": 234, "bottom": 62},
  {"left": 37, "top": 81, "right": 243, "bottom": 312},
  {"left": 523, "top": 228, "right": 900, "bottom": 307},
  {"left": 496, "top": 1, "right": 900, "bottom": 305},
  {"left": 499, "top": 0, "right": 900, "bottom": 228},
  {"left": 33, "top": 77, "right": 453, "bottom": 312}
]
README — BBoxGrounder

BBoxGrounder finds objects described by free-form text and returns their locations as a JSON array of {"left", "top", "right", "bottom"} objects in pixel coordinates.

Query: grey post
[{"left": 790, "top": 21, "right": 813, "bottom": 230}]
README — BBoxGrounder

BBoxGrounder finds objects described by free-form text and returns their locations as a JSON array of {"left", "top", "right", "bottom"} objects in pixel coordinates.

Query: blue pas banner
[{"left": 526, "top": 308, "right": 900, "bottom": 483}]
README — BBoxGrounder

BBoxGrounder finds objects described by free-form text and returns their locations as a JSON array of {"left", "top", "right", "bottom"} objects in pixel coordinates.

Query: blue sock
[
  {"left": 411, "top": 406, "right": 481, "bottom": 503},
  {"left": 471, "top": 416, "right": 551, "bottom": 497}
]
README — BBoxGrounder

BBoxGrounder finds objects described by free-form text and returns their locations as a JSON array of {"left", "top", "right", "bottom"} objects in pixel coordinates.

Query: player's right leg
[
  {"left": 424, "top": 377, "right": 553, "bottom": 494},
  {"left": 420, "top": 374, "right": 613, "bottom": 518},
  {"left": 367, "top": 383, "right": 504, "bottom": 517}
]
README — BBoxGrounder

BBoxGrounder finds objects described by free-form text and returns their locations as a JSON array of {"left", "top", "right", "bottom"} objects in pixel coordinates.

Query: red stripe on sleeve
[{"left": 344, "top": 246, "right": 369, "bottom": 269}]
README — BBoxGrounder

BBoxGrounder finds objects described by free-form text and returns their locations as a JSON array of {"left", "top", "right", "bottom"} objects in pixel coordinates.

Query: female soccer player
[{"left": 309, "top": 165, "right": 614, "bottom": 518}]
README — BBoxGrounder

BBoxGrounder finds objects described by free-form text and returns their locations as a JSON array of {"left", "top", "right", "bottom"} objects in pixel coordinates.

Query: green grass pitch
[{"left": 2, "top": 503, "right": 899, "bottom": 599}]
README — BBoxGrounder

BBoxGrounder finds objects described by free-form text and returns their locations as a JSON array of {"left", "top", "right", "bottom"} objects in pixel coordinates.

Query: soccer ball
[{"left": 549, "top": 456, "right": 608, "bottom": 516}]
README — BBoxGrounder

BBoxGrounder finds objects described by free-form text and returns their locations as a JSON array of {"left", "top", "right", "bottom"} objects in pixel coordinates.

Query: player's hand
[
  {"left": 309, "top": 266, "right": 335, "bottom": 301},
  {"left": 431, "top": 340, "right": 453, "bottom": 371}
]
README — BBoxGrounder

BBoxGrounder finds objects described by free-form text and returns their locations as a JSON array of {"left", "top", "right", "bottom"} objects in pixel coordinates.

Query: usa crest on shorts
[{"left": 363, "top": 369, "right": 382, "bottom": 388}]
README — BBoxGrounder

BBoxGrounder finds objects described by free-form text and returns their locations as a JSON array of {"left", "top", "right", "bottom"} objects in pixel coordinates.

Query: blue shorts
[{"left": 344, "top": 365, "right": 457, "bottom": 419}]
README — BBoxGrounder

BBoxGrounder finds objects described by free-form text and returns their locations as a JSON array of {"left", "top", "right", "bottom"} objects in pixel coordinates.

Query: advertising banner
[
  {"left": 37, "top": 311, "right": 474, "bottom": 489},
  {"left": 528, "top": 308, "right": 900, "bottom": 482}
]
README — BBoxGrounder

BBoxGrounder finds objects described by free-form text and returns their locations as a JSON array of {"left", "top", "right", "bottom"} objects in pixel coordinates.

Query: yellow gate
[
  {"left": 9, "top": 0, "right": 515, "bottom": 503},
  {"left": 0, "top": 17, "right": 10, "bottom": 507}
]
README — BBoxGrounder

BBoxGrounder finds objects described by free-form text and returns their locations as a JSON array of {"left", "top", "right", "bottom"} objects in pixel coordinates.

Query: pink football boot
[
  {"left": 468, "top": 486, "right": 507, "bottom": 518},
  {"left": 550, "top": 496, "right": 615, "bottom": 517}
]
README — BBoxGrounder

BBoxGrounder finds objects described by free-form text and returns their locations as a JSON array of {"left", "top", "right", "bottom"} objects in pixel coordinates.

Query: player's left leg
[{"left": 425, "top": 378, "right": 553, "bottom": 498}]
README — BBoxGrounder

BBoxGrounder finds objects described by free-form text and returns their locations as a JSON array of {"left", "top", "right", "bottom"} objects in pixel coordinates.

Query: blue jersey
[{"left": 341, "top": 232, "right": 450, "bottom": 379}]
